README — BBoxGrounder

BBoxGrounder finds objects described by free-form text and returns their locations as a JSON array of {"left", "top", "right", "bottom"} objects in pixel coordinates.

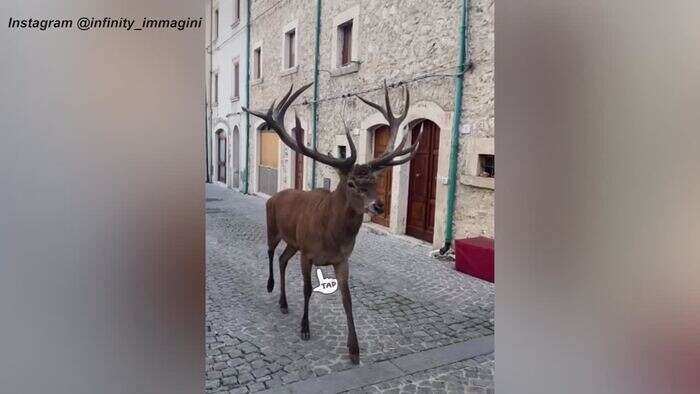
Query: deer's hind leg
[
  {"left": 300, "top": 254, "right": 313, "bottom": 340},
  {"left": 266, "top": 204, "right": 281, "bottom": 293},
  {"left": 278, "top": 244, "right": 298, "bottom": 314}
]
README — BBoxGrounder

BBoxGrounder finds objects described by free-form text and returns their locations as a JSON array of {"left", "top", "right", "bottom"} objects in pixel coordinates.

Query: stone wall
[{"left": 249, "top": 0, "right": 494, "bottom": 244}]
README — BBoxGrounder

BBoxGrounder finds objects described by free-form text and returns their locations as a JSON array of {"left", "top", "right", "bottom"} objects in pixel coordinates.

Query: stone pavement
[{"left": 205, "top": 184, "right": 495, "bottom": 393}]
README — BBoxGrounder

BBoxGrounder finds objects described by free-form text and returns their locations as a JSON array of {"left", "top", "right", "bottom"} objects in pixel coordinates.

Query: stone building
[
  {"left": 211, "top": 0, "right": 494, "bottom": 248},
  {"left": 206, "top": 0, "right": 249, "bottom": 191}
]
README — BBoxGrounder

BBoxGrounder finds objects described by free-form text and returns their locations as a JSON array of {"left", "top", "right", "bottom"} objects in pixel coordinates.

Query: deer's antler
[
  {"left": 357, "top": 82, "right": 423, "bottom": 171},
  {"left": 243, "top": 83, "right": 357, "bottom": 172}
]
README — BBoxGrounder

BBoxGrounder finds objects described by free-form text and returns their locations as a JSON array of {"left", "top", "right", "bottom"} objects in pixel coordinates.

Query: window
[
  {"left": 338, "top": 20, "right": 353, "bottom": 66},
  {"left": 213, "top": 7, "right": 219, "bottom": 41},
  {"left": 253, "top": 47, "right": 262, "bottom": 79},
  {"left": 284, "top": 29, "right": 296, "bottom": 69},
  {"left": 478, "top": 154, "right": 495, "bottom": 178},
  {"left": 233, "top": 61, "right": 240, "bottom": 98},
  {"left": 233, "top": 0, "right": 240, "bottom": 23},
  {"left": 212, "top": 71, "right": 219, "bottom": 105}
]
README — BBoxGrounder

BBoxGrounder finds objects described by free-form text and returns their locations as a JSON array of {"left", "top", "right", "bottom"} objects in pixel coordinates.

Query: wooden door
[
  {"left": 371, "top": 126, "right": 392, "bottom": 227},
  {"left": 217, "top": 130, "right": 227, "bottom": 183},
  {"left": 406, "top": 120, "right": 440, "bottom": 242},
  {"left": 231, "top": 127, "right": 240, "bottom": 187},
  {"left": 258, "top": 128, "right": 279, "bottom": 195},
  {"left": 294, "top": 152, "right": 303, "bottom": 190}
]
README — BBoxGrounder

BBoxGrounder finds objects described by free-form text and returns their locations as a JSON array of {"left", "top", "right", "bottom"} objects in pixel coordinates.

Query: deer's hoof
[
  {"left": 267, "top": 279, "right": 274, "bottom": 293},
  {"left": 300, "top": 330, "right": 310, "bottom": 340},
  {"left": 348, "top": 343, "right": 360, "bottom": 364},
  {"left": 280, "top": 306, "right": 288, "bottom": 314}
]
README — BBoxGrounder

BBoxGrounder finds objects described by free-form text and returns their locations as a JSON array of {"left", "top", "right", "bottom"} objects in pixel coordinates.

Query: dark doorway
[
  {"left": 371, "top": 125, "right": 392, "bottom": 227},
  {"left": 216, "top": 130, "right": 227, "bottom": 183},
  {"left": 406, "top": 120, "right": 440, "bottom": 242}
]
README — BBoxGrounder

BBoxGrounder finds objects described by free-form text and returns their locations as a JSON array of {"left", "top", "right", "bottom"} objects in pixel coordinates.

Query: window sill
[
  {"left": 230, "top": 96, "right": 240, "bottom": 103},
  {"left": 280, "top": 65, "right": 299, "bottom": 77},
  {"left": 251, "top": 77, "right": 264, "bottom": 86},
  {"left": 461, "top": 175, "right": 495, "bottom": 190},
  {"left": 331, "top": 62, "right": 360, "bottom": 77}
]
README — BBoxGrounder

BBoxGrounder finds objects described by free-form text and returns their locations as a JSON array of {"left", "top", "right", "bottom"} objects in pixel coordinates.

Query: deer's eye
[{"left": 347, "top": 181, "right": 357, "bottom": 189}]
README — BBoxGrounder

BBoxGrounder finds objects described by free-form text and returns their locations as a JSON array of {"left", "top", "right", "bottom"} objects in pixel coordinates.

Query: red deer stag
[{"left": 243, "top": 82, "right": 422, "bottom": 364}]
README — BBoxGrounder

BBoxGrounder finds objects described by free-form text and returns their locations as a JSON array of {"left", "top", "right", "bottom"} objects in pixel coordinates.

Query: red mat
[{"left": 455, "top": 237, "right": 494, "bottom": 283}]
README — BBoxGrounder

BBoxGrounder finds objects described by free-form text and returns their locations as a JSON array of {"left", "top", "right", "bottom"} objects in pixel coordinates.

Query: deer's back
[{"left": 267, "top": 188, "right": 331, "bottom": 248}]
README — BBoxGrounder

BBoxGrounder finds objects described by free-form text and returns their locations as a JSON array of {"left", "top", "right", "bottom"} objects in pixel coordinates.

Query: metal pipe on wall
[
  {"left": 440, "top": 0, "right": 470, "bottom": 255},
  {"left": 243, "top": 0, "right": 252, "bottom": 194},
  {"left": 311, "top": 0, "right": 322, "bottom": 188}
]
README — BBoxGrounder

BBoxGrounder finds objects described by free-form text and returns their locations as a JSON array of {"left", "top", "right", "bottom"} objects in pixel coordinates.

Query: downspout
[
  {"left": 243, "top": 0, "right": 252, "bottom": 194},
  {"left": 439, "top": 0, "right": 470, "bottom": 255},
  {"left": 311, "top": 0, "right": 322, "bottom": 188}
]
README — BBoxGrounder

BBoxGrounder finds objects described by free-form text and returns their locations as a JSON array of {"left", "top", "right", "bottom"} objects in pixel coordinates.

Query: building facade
[
  {"left": 206, "top": 0, "right": 249, "bottom": 191},
  {"left": 208, "top": 0, "right": 494, "bottom": 248}
]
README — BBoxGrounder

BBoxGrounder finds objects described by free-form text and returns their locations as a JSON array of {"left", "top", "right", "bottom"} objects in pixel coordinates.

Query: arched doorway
[
  {"left": 231, "top": 126, "right": 240, "bottom": 188},
  {"left": 216, "top": 129, "right": 227, "bottom": 183},
  {"left": 258, "top": 126, "right": 279, "bottom": 195},
  {"left": 406, "top": 119, "right": 440, "bottom": 242},
  {"left": 371, "top": 125, "right": 392, "bottom": 227}
]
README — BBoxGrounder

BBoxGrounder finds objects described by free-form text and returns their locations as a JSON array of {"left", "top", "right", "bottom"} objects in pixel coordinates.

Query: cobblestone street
[{"left": 205, "top": 184, "right": 495, "bottom": 393}]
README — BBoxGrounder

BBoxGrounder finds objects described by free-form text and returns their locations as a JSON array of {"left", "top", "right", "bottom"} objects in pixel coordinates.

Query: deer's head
[{"left": 243, "top": 82, "right": 422, "bottom": 216}]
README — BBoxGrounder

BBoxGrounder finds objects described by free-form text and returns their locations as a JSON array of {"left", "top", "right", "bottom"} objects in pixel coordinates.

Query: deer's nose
[{"left": 371, "top": 200, "right": 385, "bottom": 214}]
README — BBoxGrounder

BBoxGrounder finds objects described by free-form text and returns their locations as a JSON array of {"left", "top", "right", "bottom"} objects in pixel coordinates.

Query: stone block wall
[{"left": 248, "top": 0, "right": 494, "bottom": 244}]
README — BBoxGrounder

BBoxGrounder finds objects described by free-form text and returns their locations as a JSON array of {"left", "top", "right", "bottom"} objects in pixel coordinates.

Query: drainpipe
[
  {"left": 439, "top": 0, "right": 470, "bottom": 255},
  {"left": 243, "top": 0, "right": 252, "bottom": 194},
  {"left": 311, "top": 0, "right": 322, "bottom": 188}
]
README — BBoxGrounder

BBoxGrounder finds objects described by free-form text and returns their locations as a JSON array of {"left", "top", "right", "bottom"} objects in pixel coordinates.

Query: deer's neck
[{"left": 326, "top": 181, "right": 364, "bottom": 243}]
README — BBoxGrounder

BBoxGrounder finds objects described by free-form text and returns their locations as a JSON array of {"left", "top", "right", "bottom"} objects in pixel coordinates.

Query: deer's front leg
[
  {"left": 335, "top": 261, "right": 359, "bottom": 364},
  {"left": 300, "top": 255, "right": 312, "bottom": 340}
]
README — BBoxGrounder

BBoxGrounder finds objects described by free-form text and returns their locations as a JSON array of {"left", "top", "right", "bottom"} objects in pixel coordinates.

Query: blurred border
[
  {"left": 496, "top": 1, "right": 700, "bottom": 393},
  {"left": 0, "top": 1, "right": 204, "bottom": 393}
]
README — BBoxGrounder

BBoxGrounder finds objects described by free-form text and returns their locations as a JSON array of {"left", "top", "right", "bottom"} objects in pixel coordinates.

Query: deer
[{"left": 243, "top": 81, "right": 422, "bottom": 365}]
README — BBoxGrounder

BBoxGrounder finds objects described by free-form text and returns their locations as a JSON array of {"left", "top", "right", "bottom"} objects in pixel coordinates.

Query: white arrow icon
[{"left": 312, "top": 269, "right": 338, "bottom": 295}]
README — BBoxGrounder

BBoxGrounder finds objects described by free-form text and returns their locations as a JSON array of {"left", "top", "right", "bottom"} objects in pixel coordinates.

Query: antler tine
[
  {"left": 245, "top": 83, "right": 356, "bottom": 172},
  {"left": 384, "top": 84, "right": 410, "bottom": 151},
  {"left": 275, "top": 84, "right": 294, "bottom": 112},
  {"left": 290, "top": 110, "right": 356, "bottom": 170},
  {"left": 278, "top": 82, "right": 314, "bottom": 119},
  {"left": 356, "top": 94, "right": 387, "bottom": 119},
  {"left": 383, "top": 80, "right": 394, "bottom": 120},
  {"left": 387, "top": 125, "right": 424, "bottom": 165},
  {"left": 342, "top": 118, "right": 358, "bottom": 165},
  {"left": 367, "top": 122, "right": 424, "bottom": 170}
]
